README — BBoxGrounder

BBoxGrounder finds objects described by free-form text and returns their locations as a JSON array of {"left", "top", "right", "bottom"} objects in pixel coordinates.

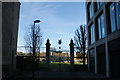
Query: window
[
  {"left": 89, "top": 3, "right": 94, "bottom": 20},
  {"left": 97, "top": 2, "right": 104, "bottom": 9},
  {"left": 109, "top": 3, "right": 117, "bottom": 32},
  {"left": 116, "top": 2, "right": 120, "bottom": 29},
  {"left": 90, "top": 24, "right": 95, "bottom": 44},
  {"left": 97, "top": 14, "right": 105, "bottom": 39}
]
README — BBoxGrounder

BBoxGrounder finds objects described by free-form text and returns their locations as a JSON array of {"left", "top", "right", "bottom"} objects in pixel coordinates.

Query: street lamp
[
  {"left": 34, "top": 20, "right": 40, "bottom": 23},
  {"left": 33, "top": 20, "right": 40, "bottom": 60},
  {"left": 32, "top": 19, "right": 40, "bottom": 80},
  {"left": 33, "top": 20, "right": 40, "bottom": 58}
]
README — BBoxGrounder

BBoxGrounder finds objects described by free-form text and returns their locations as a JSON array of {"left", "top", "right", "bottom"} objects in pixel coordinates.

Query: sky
[{"left": 17, "top": 2, "right": 86, "bottom": 52}]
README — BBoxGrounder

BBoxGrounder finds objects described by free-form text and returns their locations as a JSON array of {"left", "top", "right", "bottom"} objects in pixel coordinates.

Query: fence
[{"left": 16, "top": 39, "right": 88, "bottom": 71}]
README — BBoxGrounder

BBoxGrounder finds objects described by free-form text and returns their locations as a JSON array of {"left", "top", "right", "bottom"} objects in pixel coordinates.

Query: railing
[{"left": 16, "top": 39, "right": 88, "bottom": 72}]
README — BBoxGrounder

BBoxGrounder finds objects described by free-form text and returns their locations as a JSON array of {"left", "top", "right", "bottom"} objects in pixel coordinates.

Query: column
[
  {"left": 94, "top": 46, "right": 97, "bottom": 74},
  {"left": 0, "top": 1, "right": 2, "bottom": 79},
  {"left": 69, "top": 39, "right": 74, "bottom": 66},
  {"left": 103, "top": 3, "right": 110, "bottom": 77},
  {"left": 46, "top": 39, "right": 51, "bottom": 68},
  {"left": 105, "top": 41, "right": 109, "bottom": 77}
]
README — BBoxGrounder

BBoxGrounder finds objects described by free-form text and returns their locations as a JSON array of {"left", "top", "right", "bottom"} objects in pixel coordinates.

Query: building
[
  {"left": 0, "top": 1, "right": 2, "bottom": 80},
  {"left": 0, "top": 1, "right": 20, "bottom": 79},
  {"left": 86, "top": 2, "right": 120, "bottom": 78}
]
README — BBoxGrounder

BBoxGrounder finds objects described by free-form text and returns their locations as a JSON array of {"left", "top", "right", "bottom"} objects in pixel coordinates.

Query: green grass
[
  {"left": 51, "top": 62, "right": 70, "bottom": 64},
  {"left": 38, "top": 62, "right": 70, "bottom": 68},
  {"left": 38, "top": 62, "right": 86, "bottom": 65},
  {"left": 38, "top": 62, "right": 88, "bottom": 71}
]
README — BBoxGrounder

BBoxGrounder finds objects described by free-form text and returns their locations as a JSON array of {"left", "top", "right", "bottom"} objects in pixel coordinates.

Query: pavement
[{"left": 3, "top": 70, "right": 109, "bottom": 80}]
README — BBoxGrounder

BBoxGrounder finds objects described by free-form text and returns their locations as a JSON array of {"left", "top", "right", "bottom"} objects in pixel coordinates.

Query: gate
[
  {"left": 17, "top": 39, "right": 75, "bottom": 72},
  {"left": 45, "top": 39, "right": 75, "bottom": 72},
  {"left": 16, "top": 39, "right": 88, "bottom": 80}
]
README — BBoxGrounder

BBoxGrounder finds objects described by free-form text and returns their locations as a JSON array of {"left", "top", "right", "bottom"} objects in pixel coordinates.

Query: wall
[
  {"left": 11, "top": 2, "right": 20, "bottom": 70},
  {"left": 109, "top": 37, "right": 120, "bottom": 78},
  {"left": 0, "top": 1, "right": 2, "bottom": 80},
  {"left": 2, "top": 2, "right": 20, "bottom": 78},
  {"left": 97, "top": 44, "right": 106, "bottom": 75}
]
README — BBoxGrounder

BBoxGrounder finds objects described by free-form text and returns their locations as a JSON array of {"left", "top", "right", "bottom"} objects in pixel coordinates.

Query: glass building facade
[
  {"left": 90, "top": 24, "right": 95, "bottom": 44},
  {"left": 89, "top": 3, "right": 94, "bottom": 19},
  {"left": 109, "top": 3, "right": 117, "bottom": 32},
  {"left": 109, "top": 2, "right": 120, "bottom": 32},
  {"left": 88, "top": 2, "right": 120, "bottom": 44},
  {"left": 97, "top": 14, "right": 105, "bottom": 39},
  {"left": 116, "top": 3, "right": 120, "bottom": 29},
  {"left": 97, "top": 2, "right": 104, "bottom": 9},
  {"left": 87, "top": 2, "right": 120, "bottom": 77}
]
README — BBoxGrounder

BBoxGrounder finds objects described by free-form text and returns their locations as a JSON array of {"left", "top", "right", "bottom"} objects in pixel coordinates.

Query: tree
[
  {"left": 25, "top": 23, "right": 42, "bottom": 60},
  {"left": 74, "top": 25, "right": 87, "bottom": 66}
]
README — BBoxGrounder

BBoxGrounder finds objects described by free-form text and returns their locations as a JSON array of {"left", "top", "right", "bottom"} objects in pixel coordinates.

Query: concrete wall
[
  {"left": 2, "top": 2, "right": 20, "bottom": 78},
  {"left": 11, "top": 2, "right": 20, "bottom": 70},
  {"left": 0, "top": 1, "right": 2, "bottom": 80}
]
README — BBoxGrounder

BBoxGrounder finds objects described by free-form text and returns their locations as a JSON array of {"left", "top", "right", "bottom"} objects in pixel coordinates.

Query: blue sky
[{"left": 17, "top": 2, "right": 86, "bottom": 52}]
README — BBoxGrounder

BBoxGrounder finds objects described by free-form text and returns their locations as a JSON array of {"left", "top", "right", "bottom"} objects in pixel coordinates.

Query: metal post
[
  {"left": 32, "top": 20, "right": 40, "bottom": 79},
  {"left": 32, "top": 22, "right": 36, "bottom": 80}
]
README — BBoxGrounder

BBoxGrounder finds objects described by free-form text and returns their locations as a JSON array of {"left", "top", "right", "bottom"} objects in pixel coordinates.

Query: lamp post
[
  {"left": 33, "top": 20, "right": 40, "bottom": 60},
  {"left": 58, "top": 39, "right": 62, "bottom": 71},
  {"left": 32, "top": 20, "right": 40, "bottom": 80}
]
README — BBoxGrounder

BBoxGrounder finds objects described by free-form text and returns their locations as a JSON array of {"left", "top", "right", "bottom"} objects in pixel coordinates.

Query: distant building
[
  {"left": 86, "top": 2, "right": 120, "bottom": 78},
  {"left": 0, "top": 1, "right": 20, "bottom": 79},
  {"left": 50, "top": 52, "right": 70, "bottom": 62}
]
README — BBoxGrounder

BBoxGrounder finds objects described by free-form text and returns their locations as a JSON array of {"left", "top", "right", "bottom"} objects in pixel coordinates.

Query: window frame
[
  {"left": 109, "top": 2, "right": 117, "bottom": 32},
  {"left": 88, "top": 2, "right": 94, "bottom": 20},
  {"left": 116, "top": 2, "right": 120, "bottom": 29},
  {"left": 90, "top": 24, "right": 95, "bottom": 44},
  {"left": 97, "top": 13, "right": 105, "bottom": 39},
  {"left": 97, "top": 2, "right": 104, "bottom": 10}
]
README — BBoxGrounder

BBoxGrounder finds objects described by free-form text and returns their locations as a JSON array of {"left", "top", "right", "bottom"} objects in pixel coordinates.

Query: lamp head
[{"left": 34, "top": 20, "right": 40, "bottom": 23}]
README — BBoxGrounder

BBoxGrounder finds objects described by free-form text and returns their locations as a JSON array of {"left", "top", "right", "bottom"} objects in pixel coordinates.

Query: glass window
[
  {"left": 97, "top": 2, "right": 104, "bottom": 9},
  {"left": 101, "top": 14, "right": 105, "bottom": 38},
  {"left": 89, "top": 3, "right": 94, "bottom": 19},
  {"left": 109, "top": 3, "right": 117, "bottom": 32},
  {"left": 98, "top": 17, "right": 101, "bottom": 39},
  {"left": 90, "top": 24, "right": 95, "bottom": 44},
  {"left": 116, "top": 2, "right": 120, "bottom": 29},
  {"left": 97, "top": 14, "right": 105, "bottom": 39}
]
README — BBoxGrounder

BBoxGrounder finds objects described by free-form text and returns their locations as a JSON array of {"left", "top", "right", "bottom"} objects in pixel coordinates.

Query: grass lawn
[
  {"left": 38, "top": 62, "right": 88, "bottom": 71},
  {"left": 38, "top": 62, "right": 86, "bottom": 67},
  {"left": 51, "top": 62, "right": 70, "bottom": 64}
]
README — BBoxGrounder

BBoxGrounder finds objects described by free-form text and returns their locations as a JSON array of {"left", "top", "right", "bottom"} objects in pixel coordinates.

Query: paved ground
[{"left": 3, "top": 70, "right": 108, "bottom": 80}]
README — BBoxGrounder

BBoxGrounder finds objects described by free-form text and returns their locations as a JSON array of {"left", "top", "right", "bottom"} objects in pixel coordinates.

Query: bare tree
[
  {"left": 25, "top": 23, "right": 42, "bottom": 59},
  {"left": 74, "top": 25, "right": 87, "bottom": 66},
  {"left": 24, "top": 22, "right": 42, "bottom": 79}
]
